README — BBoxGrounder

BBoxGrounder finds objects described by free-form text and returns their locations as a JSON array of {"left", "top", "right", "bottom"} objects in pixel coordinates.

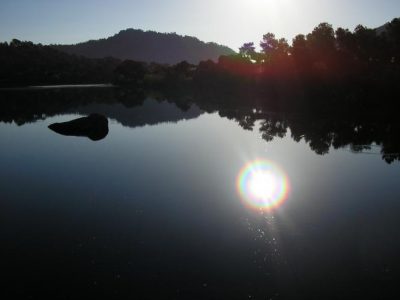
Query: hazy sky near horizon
[{"left": 1, "top": 0, "right": 399, "bottom": 50}]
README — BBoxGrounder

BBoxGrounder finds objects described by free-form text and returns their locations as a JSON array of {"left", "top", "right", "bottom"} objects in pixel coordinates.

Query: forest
[{"left": 1, "top": 18, "right": 400, "bottom": 112}]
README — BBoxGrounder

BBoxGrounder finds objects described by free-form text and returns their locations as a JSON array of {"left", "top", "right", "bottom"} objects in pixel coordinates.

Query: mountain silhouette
[
  {"left": 53, "top": 29, "right": 235, "bottom": 64},
  {"left": 375, "top": 23, "right": 389, "bottom": 35}
]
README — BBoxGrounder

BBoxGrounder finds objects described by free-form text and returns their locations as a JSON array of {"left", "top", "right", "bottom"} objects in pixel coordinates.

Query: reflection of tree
[
  {"left": 380, "top": 124, "right": 400, "bottom": 164},
  {"left": 0, "top": 87, "right": 201, "bottom": 129},
  {"left": 238, "top": 116, "right": 256, "bottom": 131},
  {"left": 350, "top": 144, "right": 371, "bottom": 153},
  {"left": 259, "top": 118, "right": 287, "bottom": 142},
  {"left": 0, "top": 88, "right": 121, "bottom": 125},
  {"left": 2, "top": 86, "right": 400, "bottom": 164},
  {"left": 114, "top": 88, "right": 146, "bottom": 107},
  {"left": 204, "top": 98, "right": 400, "bottom": 163}
]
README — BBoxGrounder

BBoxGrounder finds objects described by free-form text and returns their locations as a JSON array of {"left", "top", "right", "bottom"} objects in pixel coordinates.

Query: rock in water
[{"left": 48, "top": 114, "right": 109, "bottom": 141}]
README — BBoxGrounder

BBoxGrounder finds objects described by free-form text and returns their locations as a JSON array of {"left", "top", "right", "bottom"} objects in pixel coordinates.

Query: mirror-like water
[{"left": 1, "top": 88, "right": 399, "bottom": 299}]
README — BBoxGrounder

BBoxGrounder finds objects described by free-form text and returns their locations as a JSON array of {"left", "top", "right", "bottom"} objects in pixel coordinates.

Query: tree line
[
  {"left": 0, "top": 39, "right": 120, "bottom": 86},
  {"left": 1, "top": 19, "right": 400, "bottom": 112},
  {"left": 236, "top": 19, "right": 400, "bottom": 73},
  {"left": 193, "top": 18, "right": 400, "bottom": 112}
]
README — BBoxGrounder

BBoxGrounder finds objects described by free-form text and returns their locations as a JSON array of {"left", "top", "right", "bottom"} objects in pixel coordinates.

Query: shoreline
[{"left": 0, "top": 83, "right": 114, "bottom": 90}]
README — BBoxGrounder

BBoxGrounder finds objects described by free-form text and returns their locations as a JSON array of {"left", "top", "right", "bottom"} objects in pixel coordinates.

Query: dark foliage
[
  {"left": 191, "top": 18, "right": 400, "bottom": 113},
  {"left": 1, "top": 18, "right": 400, "bottom": 114},
  {"left": 113, "top": 60, "right": 147, "bottom": 86},
  {"left": 0, "top": 39, "right": 120, "bottom": 86}
]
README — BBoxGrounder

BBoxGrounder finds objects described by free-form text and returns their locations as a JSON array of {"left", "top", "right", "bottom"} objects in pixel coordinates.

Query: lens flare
[{"left": 237, "top": 159, "right": 289, "bottom": 211}]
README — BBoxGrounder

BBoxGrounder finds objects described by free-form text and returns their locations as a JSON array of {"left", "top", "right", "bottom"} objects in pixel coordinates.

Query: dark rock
[{"left": 48, "top": 114, "right": 109, "bottom": 141}]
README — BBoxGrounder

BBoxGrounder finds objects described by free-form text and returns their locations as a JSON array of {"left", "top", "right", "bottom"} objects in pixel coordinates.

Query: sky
[{"left": 0, "top": 0, "right": 399, "bottom": 50}]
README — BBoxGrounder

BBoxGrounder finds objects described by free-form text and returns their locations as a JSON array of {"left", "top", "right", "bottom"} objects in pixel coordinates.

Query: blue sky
[{"left": 0, "top": 0, "right": 399, "bottom": 50}]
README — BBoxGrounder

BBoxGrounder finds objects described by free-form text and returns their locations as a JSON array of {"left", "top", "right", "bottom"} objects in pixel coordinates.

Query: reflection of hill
[
  {"left": 1, "top": 87, "right": 399, "bottom": 164},
  {"left": 73, "top": 99, "right": 203, "bottom": 128},
  {"left": 0, "top": 87, "right": 203, "bottom": 128},
  {"left": 0, "top": 87, "right": 117, "bottom": 125}
]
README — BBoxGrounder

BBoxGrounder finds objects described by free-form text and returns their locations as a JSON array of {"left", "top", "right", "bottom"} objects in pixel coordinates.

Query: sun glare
[
  {"left": 237, "top": 159, "right": 289, "bottom": 211},
  {"left": 248, "top": 170, "right": 277, "bottom": 200}
]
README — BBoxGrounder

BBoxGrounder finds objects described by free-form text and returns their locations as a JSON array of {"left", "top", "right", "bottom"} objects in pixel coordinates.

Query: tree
[
  {"left": 239, "top": 42, "right": 256, "bottom": 61},
  {"left": 335, "top": 27, "right": 356, "bottom": 53},
  {"left": 387, "top": 18, "right": 400, "bottom": 63},
  {"left": 353, "top": 25, "right": 380, "bottom": 62},
  {"left": 292, "top": 34, "right": 307, "bottom": 54},
  {"left": 260, "top": 33, "right": 289, "bottom": 64},
  {"left": 174, "top": 61, "right": 192, "bottom": 75},
  {"left": 291, "top": 34, "right": 311, "bottom": 68},
  {"left": 113, "top": 60, "right": 147, "bottom": 85},
  {"left": 276, "top": 38, "right": 289, "bottom": 56},
  {"left": 307, "top": 23, "right": 336, "bottom": 56},
  {"left": 260, "top": 33, "right": 278, "bottom": 55}
]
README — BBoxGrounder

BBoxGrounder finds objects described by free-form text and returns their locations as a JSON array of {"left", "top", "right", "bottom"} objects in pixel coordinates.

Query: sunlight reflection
[{"left": 237, "top": 159, "right": 289, "bottom": 211}]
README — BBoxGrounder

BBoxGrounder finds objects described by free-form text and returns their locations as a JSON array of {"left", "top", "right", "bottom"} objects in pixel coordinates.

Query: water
[{"left": 1, "top": 88, "right": 400, "bottom": 299}]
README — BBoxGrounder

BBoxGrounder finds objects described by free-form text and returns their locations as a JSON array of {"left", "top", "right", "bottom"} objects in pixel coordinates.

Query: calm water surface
[{"left": 1, "top": 88, "right": 399, "bottom": 299}]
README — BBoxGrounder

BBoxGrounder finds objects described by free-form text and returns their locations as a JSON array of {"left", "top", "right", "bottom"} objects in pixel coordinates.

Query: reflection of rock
[{"left": 48, "top": 114, "right": 109, "bottom": 141}]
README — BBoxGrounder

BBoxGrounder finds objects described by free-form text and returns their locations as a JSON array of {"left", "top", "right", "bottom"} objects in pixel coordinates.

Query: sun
[
  {"left": 237, "top": 159, "right": 289, "bottom": 211},
  {"left": 248, "top": 170, "right": 277, "bottom": 200}
]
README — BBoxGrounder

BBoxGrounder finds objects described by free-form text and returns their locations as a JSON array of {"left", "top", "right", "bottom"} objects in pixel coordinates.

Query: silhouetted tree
[
  {"left": 239, "top": 42, "right": 256, "bottom": 61},
  {"left": 335, "top": 27, "right": 356, "bottom": 54},
  {"left": 353, "top": 25, "right": 379, "bottom": 62},
  {"left": 307, "top": 23, "right": 336, "bottom": 54},
  {"left": 386, "top": 18, "right": 400, "bottom": 64},
  {"left": 291, "top": 34, "right": 312, "bottom": 72},
  {"left": 113, "top": 60, "right": 147, "bottom": 85},
  {"left": 260, "top": 33, "right": 278, "bottom": 55},
  {"left": 306, "top": 23, "right": 336, "bottom": 71}
]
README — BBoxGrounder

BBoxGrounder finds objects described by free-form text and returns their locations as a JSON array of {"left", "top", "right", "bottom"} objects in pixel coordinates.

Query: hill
[
  {"left": 375, "top": 18, "right": 400, "bottom": 35},
  {"left": 53, "top": 29, "right": 236, "bottom": 65},
  {"left": 375, "top": 23, "right": 388, "bottom": 35}
]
